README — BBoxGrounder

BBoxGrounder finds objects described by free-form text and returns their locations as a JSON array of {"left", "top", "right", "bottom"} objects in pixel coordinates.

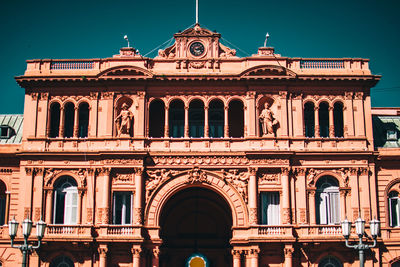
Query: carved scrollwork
[
  {"left": 145, "top": 169, "right": 178, "bottom": 201},
  {"left": 187, "top": 167, "right": 209, "bottom": 184},
  {"left": 223, "top": 169, "right": 249, "bottom": 203}
]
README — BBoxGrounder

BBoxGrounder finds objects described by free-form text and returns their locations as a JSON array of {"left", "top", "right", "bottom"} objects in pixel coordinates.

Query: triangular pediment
[{"left": 174, "top": 24, "right": 219, "bottom": 37}]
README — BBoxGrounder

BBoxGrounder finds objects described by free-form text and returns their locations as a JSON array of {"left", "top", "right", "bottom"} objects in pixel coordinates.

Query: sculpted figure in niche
[
  {"left": 115, "top": 103, "right": 133, "bottom": 137},
  {"left": 259, "top": 102, "right": 278, "bottom": 136}
]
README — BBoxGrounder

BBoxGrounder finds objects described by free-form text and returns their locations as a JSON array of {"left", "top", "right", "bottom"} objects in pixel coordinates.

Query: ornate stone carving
[
  {"left": 189, "top": 61, "right": 206, "bottom": 69},
  {"left": 34, "top": 208, "right": 41, "bottom": 221},
  {"left": 299, "top": 208, "right": 307, "bottom": 224},
  {"left": 259, "top": 173, "right": 279, "bottom": 185},
  {"left": 284, "top": 247, "right": 294, "bottom": 257},
  {"left": 259, "top": 102, "right": 278, "bottom": 137},
  {"left": 152, "top": 156, "right": 250, "bottom": 166},
  {"left": 30, "top": 93, "right": 39, "bottom": 100},
  {"left": 102, "top": 158, "right": 142, "bottom": 165},
  {"left": 354, "top": 92, "right": 364, "bottom": 100},
  {"left": 187, "top": 167, "right": 209, "bottom": 184},
  {"left": 113, "top": 173, "right": 133, "bottom": 183},
  {"left": 40, "top": 92, "right": 49, "bottom": 100},
  {"left": 89, "top": 92, "right": 99, "bottom": 100},
  {"left": 115, "top": 102, "right": 133, "bottom": 137},
  {"left": 87, "top": 208, "right": 93, "bottom": 223},
  {"left": 133, "top": 208, "right": 143, "bottom": 225},
  {"left": 223, "top": 169, "right": 248, "bottom": 203},
  {"left": 250, "top": 158, "right": 289, "bottom": 165},
  {"left": 146, "top": 169, "right": 177, "bottom": 201},
  {"left": 249, "top": 208, "right": 257, "bottom": 224},
  {"left": 100, "top": 92, "right": 114, "bottom": 100},
  {"left": 98, "top": 246, "right": 108, "bottom": 256},
  {"left": 282, "top": 208, "right": 291, "bottom": 224}
]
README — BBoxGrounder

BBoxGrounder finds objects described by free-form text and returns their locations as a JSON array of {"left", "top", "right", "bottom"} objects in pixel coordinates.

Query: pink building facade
[{"left": 0, "top": 24, "right": 399, "bottom": 266}]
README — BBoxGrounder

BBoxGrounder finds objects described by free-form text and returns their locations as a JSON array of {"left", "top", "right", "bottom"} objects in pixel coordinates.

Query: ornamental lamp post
[
  {"left": 9, "top": 217, "right": 46, "bottom": 267},
  {"left": 341, "top": 217, "right": 380, "bottom": 267}
]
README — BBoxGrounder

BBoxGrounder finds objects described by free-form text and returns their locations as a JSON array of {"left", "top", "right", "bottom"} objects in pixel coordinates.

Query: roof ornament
[
  {"left": 124, "top": 35, "right": 130, "bottom": 48},
  {"left": 196, "top": 0, "right": 199, "bottom": 25},
  {"left": 264, "top": 33, "right": 270, "bottom": 47}
]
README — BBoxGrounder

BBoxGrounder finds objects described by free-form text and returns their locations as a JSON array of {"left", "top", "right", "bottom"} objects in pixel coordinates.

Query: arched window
[
  {"left": 78, "top": 102, "right": 89, "bottom": 138},
  {"left": 333, "top": 102, "right": 344, "bottom": 137},
  {"left": 392, "top": 260, "right": 400, "bottom": 267},
  {"left": 53, "top": 176, "right": 78, "bottom": 225},
  {"left": 64, "top": 102, "right": 75, "bottom": 138},
  {"left": 49, "top": 102, "right": 61, "bottom": 138},
  {"left": 228, "top": 100, "right": 244, "bottom": 138},
  {"left": 169, "top": 100, "right": 185, "bottom": 138},
  {"left": 316, "top": 176, "right": 340, "bottom": 225},
  {"left": 319, "top": 102, "right": 329, "bottom": 138},
  {"left": 208, "top": 99, "right": 224, "bottom": 138},
  {"left": 149, "top": 99, "right": 165, "bottom": 138},
  {"left": 189, "top": 99, "right": 205, "bottom": 138},
  {"left": 304, "top": 102, "right": 315, "bottom": 137},
  {"left": 318, "top": 256, "right": 343, "bottom": 267},
  {"left": 0, "top": 181, "right": 7, "bottom": 225},
  {"left": 50, "top": 256, "right": 74, "bottom": 267},
  {"left": 389, "top": 191, "right": 400, "bottom": 227}
]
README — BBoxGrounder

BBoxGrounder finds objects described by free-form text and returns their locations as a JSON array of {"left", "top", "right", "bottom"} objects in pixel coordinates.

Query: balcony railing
[
  {"left": 300, "top": 60, "right": 345, "bottom": 69},
  {"left": 45, "top": 225, "right": 92, "bottom": 239},
  {"left": 50, "top": 61, "right": 95, "bottom": 70},
  {"left": 258, "top": 225, "right": 293, "bottom": 236}
]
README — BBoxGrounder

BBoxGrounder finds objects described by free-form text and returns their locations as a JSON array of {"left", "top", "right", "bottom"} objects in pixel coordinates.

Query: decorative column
[
  {"left": 224, "top": 105, "right": 229, "bottom": 138},
  {"left": 99, "top": 245, "right": 108, "bottom": 267},
  {"left": 340, "top": 189, "right": 348, "bottom": 221},
  {"left": 152, "top": 247, "right": 160, "bottom": 267},
  {"left": 5, "top": 191, "right": 10, "bottom": 223},
  {"left": 281, "top": 167, "right": 291, "bottom": 224},
  {"left": 134, "top": 167, "right": 144, "bottom": 225},
  {"left": 184, "top": 105, "right": 189, "bottom": 137},
  {"left": 132, "top": 247, "right": 142, "bottom": 267},
  {"left": 59, "top": 107, "right": 65, "bottom": 137},
  {"left": 46, "top": 107, "right": 52, "bottom": 137},
  {"left": 294, "top": 168, "right": 307, "bottom": 224},
  {"left": 248, "top": 248, "right": 259, "bottom": 267},
  {"left": 73, "top": 106, "right": 79, "bottom": 137},
  {"left": 77, "top": 189, "right": 84, "bottom": 224},
  {"left": 328, "top": 106, "right": 334, "bottom": 137},
  {"left": 308, "top": 189, "right": 316, "bottom": 224},
  {"left": 204, "top": 105, "right": 209, "bottom": 138},
  {"left": 164, "top": 106, "right": 169, "bottom": 137},
  {"left": 97, "top": 167, "right": 111, "bottom": 224},
  {"left": 44, "top": 188, "right": 53, "bottom": 223},
  {"left": 248, "top": 167, "right": 258, "bottom": 225},
  {"left": 314, "top": 106, "right": 320, "bottom": 137},
  {"left": 284, "top": 246, "right": 294, "bottom": 267},
  {"left": 232, "top": 249, "right": 241, "bottom": 267}
]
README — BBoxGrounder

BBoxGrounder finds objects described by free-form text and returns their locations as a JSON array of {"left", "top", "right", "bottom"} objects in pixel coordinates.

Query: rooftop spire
[{"left": 196, "top": 0, "right": 199, "bottom": 24}]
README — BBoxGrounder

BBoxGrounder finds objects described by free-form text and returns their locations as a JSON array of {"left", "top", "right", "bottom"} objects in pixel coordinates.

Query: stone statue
[
  {"left": 115, "top": 103, "right": 133, "bottom": 137},
  {"left": 259, "top": 102, "right": 277, "bottom": 136}
]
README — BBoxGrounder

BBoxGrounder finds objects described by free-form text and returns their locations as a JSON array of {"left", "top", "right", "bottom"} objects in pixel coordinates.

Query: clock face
[{"left": 189, "top": 42, "right": 205, "bottom": 56}]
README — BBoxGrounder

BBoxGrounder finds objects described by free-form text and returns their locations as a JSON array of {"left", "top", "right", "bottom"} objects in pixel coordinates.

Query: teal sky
[{"left": 0, "top": 0, "right": 399, "bottom": 114}]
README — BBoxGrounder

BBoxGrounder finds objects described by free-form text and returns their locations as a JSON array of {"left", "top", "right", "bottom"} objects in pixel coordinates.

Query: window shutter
[
  {"left": 330, "top": 192, "right": 340, "bottom": 224},
  {"left": 319, "top": 192, "right": 328, "bottom": 225},
  {"left": 64, "top": 188, "right": 78, "bottom": 225}
]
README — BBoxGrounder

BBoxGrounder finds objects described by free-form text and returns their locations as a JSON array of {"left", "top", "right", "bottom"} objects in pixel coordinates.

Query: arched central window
[
  {"left": 319, "top": 102, "right": 329, "bottom": 138},
  {"left": 208, "top": 99, "right": 224, "bottom": 138},
  {"left": 228, "top": 100, "right": 244, "bottom": 138},
  {"left": 49, "top": 103, "right": 61, "bottom": 138},
  {"left": 50, "top": 256, "right": 74, "bottom": 267},
  {"left": 304, "top": 102, "right": 315, "bottom": 137},
  {"left": 318, "top": 256, "right": 343, "bottom": 267},
  {"left": 389, "top": 191, "right": 400, "bottom": 227},
  {"left": 189, "top": 99, "right": 204, "bottom": 138},
  {"left": 53, "top": 176, "right": 78, "bottom": 225},
  {"left": 169, "top": 100, "right": 184, "bottom": 138},
  {"left": 149, "top": 99, "right": 165, "bottom": 138},
  {"left": 64, "top": 102, "right": 75, "bottom": 138},
  {"left": 316, "top": 176, "right": 340, "bottom": 225},
  {"left": 78, "top": 102, "right": 89, "bottom": 138}
]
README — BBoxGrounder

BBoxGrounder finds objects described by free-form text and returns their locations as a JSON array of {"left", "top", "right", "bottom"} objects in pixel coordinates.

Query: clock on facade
[{"left": 189, "top": 41, "right": 205, "bottom": 56}]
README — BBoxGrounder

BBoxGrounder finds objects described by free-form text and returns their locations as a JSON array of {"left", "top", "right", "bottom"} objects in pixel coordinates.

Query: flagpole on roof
[{"left": 196, "top": 0, "right": 199, "bottom": 24}]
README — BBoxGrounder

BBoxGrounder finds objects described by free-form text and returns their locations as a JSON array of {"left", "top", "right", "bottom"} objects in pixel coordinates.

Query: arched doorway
[{"left": 159, "top": 187, "right": 232, "bottom": 267}]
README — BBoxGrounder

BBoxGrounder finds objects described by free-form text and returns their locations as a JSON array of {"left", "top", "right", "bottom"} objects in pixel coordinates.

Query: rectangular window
[
  {"left": 260, "top": 192, "right": 280, "bottom": 225},
  {"left": 318, "top": 191, "right": 340, "bottom": 225},
  {"left": 387, "top": 130, "right": 398, "bottom": 141},
  {"left": 0, "top": 127, "right": 9, "bottom": 138},
  {"left": 112, "top": 192, "right": 132, "bottom": 225}
]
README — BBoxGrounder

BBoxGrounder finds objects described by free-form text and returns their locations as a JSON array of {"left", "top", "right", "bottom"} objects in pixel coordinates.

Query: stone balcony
[{"left": 23, "top": 136, "right": 370, "bottom": 154}]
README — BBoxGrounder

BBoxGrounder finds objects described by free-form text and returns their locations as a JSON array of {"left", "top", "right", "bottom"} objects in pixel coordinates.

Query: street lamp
[
  {"left": 9, "top": 217, "right": 46, "bottom": 267},
  {"left": 341, "top": 217, "right": 380, "bottom": 267}
]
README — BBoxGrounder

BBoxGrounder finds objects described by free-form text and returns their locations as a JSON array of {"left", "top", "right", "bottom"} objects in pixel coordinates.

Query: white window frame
[
  {"left": 316, "top": 177, "right": 340, "bottom": 225},
  {"left": 389, "top": 191, "right": 400, "bottom": 227},
  {"left": 112, "top": 191, "right": 133, "bottom": 225},
  {"left": 53, "top": 178, "right": 78, "bottom": 225},
  {"left": 260, "top": 191, "right": 280, "bottom": 225}
]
